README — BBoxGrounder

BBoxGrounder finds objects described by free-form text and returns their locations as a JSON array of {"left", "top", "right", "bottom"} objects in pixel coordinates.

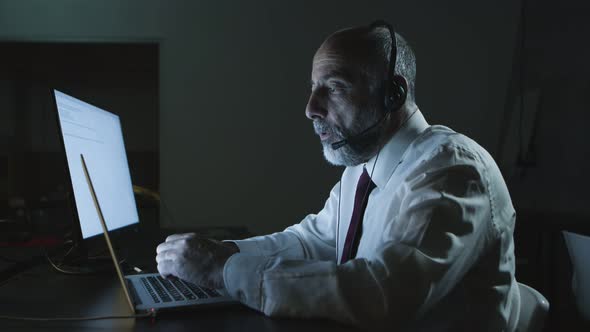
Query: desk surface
[{"left": 0, "top": 263, "right": 357, "bottom": 332}]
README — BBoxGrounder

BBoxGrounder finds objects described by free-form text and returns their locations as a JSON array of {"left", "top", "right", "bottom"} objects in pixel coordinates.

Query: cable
[
  {"left": 45, "top": 241, "right": 93, "bottom": 275},
  {"left": 46, "top": 251, "right": 126, "bottom": 275},
  {"left": 0, "top": 308, "right": 157, "bottom": 321},
  {"left": 45, "top": 252, "right": 92, "bottom": 275},
  {"left": 45, "top": 242, "right": 125, "bottom": 275},
  {"left": 335, "top": 109, "right": 416, "bottom": 262},
  {"left": 45, "top": 250, "right": 84, "bottom": 275},
  {"left": 133, "top": 185, "right": 177, "bottom": 226},
  {"left": 336, "top": 179, "right": 342, "bottom": 259},
  {"left": 335, "top": 131, "right": 381, "bottom": 262},
  {"left": 61, "top": 240, "right": 76, "bottom": 258}
]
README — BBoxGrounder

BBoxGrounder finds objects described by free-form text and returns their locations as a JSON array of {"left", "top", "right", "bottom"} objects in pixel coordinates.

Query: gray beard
[
  {"left": 321, "top": 133, "right": 380, "bottom": 166},
  {"left": 315, "top": 113, "right": 382, "bottom": 167}
]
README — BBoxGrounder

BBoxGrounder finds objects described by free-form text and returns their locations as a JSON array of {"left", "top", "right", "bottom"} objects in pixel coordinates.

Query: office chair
[
  {"left": 516, "top": 282, "right": 549, "bottom": 332},
  {"left": 562, "top": 231, "right": 590, "bottom": 322}
]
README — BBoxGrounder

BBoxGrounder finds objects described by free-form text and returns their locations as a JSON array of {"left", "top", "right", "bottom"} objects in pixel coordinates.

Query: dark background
[{"left": 0, "top": 0, "right": 589, "bottom": 330}]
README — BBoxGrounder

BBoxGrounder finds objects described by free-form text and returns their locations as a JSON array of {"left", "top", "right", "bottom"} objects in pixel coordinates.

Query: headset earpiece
[
  {"left": 371, "top": 20, "right": 407, "bottom": 114},
  {"left": 385, "top": 75, "right": 407, "bottom": 113},
  {"left": 392, "top": 75, "right": 407, "bottom": 110}
]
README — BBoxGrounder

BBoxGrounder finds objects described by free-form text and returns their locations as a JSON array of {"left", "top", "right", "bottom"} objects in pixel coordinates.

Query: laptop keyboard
[
  {"left": 146, "top": 276, "right": 172, "bottom": 302},
  {"left": 158, "top": 276, "right": 184, "bottom": 301},
  {"left": 170, "top": 277, "right": 197, "bottom": 300},
  {"left": 140, "top": 275, "right": 221, "bottom": 303}
]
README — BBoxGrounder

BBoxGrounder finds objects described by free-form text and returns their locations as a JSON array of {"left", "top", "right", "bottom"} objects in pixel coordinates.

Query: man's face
[{"left": 305, "top": 37, "right": 384, "bottom": 166}]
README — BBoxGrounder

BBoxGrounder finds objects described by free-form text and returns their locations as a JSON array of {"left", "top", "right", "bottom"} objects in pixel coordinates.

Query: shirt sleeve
[
  {"left": 223, "top": 144, "right": 494, "bottom": 329},
  {"left": 226, "top": 181, "right": 341, "bottom": 261}
]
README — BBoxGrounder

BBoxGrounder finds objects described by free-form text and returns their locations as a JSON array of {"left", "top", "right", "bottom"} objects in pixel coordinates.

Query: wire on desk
[
  {"left": 45, "top": 245, "right": 89, "bottom": 275},
  {"left": 0, "top": 308, "right": 157, "bottom": 321},
  {"left": 45, "top": 251, "right": 125, "bottom": 276},
  {"left": 43, "top": 239, "right": 125, "bottom": 275},
  {"left": 45, "top": 252, "right": 91, "bottom": 275}
]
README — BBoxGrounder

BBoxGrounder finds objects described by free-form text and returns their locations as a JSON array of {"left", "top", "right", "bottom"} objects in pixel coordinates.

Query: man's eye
[{"left": 329, "top": 86, "right": 344, "bottom": 94}]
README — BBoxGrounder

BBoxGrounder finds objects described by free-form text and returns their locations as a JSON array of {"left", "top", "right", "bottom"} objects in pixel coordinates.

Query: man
[{"left": 156, "top": 21, "right": 520, "bottom": 331}]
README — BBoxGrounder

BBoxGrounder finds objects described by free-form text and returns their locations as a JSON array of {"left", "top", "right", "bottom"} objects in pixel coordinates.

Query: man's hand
[{"left": 155, "top": 233, "right": 239, "bottom": 289}]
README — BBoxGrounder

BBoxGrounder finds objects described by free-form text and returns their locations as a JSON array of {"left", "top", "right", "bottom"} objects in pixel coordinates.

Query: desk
[{"left": 0, "top": 263, "right": 357, "bottom": 332}]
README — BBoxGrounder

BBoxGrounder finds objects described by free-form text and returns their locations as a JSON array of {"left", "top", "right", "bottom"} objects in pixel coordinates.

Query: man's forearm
[{"left": 224, "top": 229, "right": 310, "bottom": 259}]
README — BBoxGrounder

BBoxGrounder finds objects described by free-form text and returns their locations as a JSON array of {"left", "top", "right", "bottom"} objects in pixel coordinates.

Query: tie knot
[{"left": 358, "top": 168, "right": 376, "bottom": 192}]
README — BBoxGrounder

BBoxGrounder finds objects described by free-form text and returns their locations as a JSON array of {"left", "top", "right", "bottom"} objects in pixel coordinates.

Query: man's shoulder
[{"left": 412, "top": 124, "right": 493, "bottom": 165}]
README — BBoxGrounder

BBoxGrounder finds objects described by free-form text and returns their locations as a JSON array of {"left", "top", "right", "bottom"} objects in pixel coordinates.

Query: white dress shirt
[{"left": 224, "top": 110, "right": 520, "bottom": 331}]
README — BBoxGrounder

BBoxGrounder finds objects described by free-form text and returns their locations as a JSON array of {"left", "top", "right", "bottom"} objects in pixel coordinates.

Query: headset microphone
[
  {"left": 331, "top": 20, "right": 406, "bottom": 151},
  {"left": 331, "top": 139, "right": 348, "bottom": 151},
  {"left": 331, "top": 113, "right": 389, "bottom": 150}
]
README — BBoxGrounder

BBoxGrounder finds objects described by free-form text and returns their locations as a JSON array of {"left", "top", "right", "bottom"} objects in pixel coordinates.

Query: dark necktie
[{"left": 340, "top": 168, "right": 376, "bottom": 264}]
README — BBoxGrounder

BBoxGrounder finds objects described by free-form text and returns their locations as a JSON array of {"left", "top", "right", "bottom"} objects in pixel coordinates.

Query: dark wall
[
  {"left": 0, "top": 43, "right": 159, "bottom": 202},
  {"left": 500, "top": 0, "right": 590, "bottom": 215},
  {"left": 0, "top": 0, "right": 521, "bottom": 235},
  {"left": 497, "top": 1, "right": 590, "bottom": 330}
]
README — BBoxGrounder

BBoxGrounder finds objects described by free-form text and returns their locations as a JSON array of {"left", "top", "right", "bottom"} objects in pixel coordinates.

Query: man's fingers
[
  {"left": 157, "top": 260, "right": 176, "bottom": 278},
  {"left": 156, "top": 241, "right": 173, "bottom": 254},
  {"left": 155, "top": 249, "right": 177, "bottom": 264},
  {"left": 165, "top": 233, "right": 197, "bottom": 242},
  {"left": 156, "top": 237, "right": 190, "bottom": 254}
]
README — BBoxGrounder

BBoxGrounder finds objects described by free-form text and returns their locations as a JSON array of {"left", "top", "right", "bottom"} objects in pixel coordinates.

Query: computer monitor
[{"left": 54, "top": 89, "right": 139, "bottom": 239}]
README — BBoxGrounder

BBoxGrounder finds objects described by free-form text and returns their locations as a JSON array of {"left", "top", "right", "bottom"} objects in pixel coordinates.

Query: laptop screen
[{"left": 54, "top": 89, "right": 139, "bottom": 239}]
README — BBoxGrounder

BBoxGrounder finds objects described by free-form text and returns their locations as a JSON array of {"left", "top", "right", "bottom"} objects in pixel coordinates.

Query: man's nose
[{"left": 305, "top": 90, "right": 327, "bottom": 120}]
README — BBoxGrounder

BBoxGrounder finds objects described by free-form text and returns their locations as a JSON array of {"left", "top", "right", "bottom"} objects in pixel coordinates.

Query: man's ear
[{"left": 389, "top": 75, "right": 408, "bottom": 111}]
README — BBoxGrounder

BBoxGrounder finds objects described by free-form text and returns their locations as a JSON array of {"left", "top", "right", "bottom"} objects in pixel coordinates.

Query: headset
[
  {"left": 333, "top": 20, "right": 410, "bottom": 263},
  {"left": 331, "top": 20, "right": 407, "bottom": 150}
]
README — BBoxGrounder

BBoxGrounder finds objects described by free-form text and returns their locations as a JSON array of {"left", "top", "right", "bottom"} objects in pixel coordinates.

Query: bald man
[{"left": 156, "top": 22, "right": 519, "bottom": 331}]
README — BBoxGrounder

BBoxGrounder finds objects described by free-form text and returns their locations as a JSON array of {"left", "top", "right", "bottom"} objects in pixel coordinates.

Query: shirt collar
[{"left": 365, "top": 109, "right": 429, "bottom": 189}]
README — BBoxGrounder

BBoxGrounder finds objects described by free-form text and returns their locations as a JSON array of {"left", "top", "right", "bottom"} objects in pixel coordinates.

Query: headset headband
[{"left": 369, "top": 20, "right": 397, "bottom": 88}]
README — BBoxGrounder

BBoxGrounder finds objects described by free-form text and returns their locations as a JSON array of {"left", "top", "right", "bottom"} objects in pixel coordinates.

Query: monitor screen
[{"left": 54, "top": 89, "right": 139, "bottom": 239}]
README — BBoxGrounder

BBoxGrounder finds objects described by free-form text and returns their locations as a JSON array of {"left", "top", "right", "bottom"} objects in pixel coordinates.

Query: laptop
[
  {"left": 53, "top": 89, "right": 236, "bottom": 314},
  {"left": 81, "top": 154, "right": 237, "bottom": 314}
]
